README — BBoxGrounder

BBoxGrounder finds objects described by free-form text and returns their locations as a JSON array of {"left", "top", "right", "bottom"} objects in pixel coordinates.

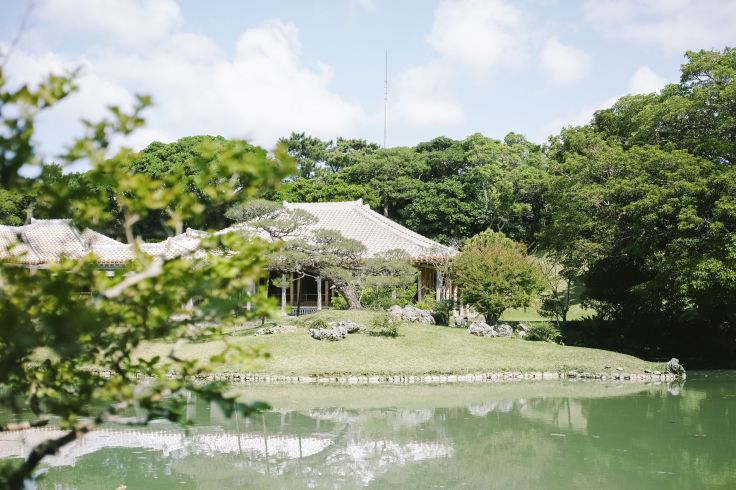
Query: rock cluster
[
  {"left": 666, "top": 358, "right": 686, "bottom": 376},
  {"left": 515, "top": 323, "right": 530, "bottom": 338},
  {"left": 468, "top": 322, "right": 497, "bottom": 337},
  {"left": 254, "top": 325, "right": 296, "bottom": 336},
  {"left": 388, "top": 305, "right": 435, "bottom": 324},
  {"left": 308, "top": 320, "right": 366, "bottom": 341},
  {"left": 309, "top": 325, "right": 348, "bottom": 341},
  {"left": 333, "top": 320, "right": 365, "bottom": 334},
  {"left": 468, "top": 322, "right": 514, "bottom": 338},
  {"left": 452, "top": 310, "right": 486, "bottom": 328}
]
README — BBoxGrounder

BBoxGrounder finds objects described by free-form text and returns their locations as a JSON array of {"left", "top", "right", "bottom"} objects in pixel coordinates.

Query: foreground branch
[{"left": 5, "top": 402, "right": 130, "bottom": 490}]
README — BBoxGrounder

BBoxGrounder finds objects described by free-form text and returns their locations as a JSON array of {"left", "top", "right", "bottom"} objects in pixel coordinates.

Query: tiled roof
[
  {"left": 0, "top": 201, "right": 453, "bottom": 267},
  {"left": 284, "top": 200, "right": 453, "bottom": 259},
  {"left": 0, "top": 219, "right": 133, "bottom": 267},
  {"left": 220, "top": 200, "right": 454, "bottom": 260}
]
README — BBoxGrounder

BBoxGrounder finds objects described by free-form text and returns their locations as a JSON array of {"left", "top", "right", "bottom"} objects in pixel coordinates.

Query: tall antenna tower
[{"left": 383, "top": 49, "right": 388, "bottom": 148}]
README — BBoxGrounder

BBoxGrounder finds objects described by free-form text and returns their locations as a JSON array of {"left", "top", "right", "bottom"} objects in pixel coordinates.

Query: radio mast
[{"left": 383, "top": 49, "right": 388, "bottom": 148}]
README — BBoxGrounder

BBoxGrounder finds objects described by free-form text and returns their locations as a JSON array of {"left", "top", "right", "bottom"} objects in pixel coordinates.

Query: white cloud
[
  {"left": 539, "top": 65, "right": 668, "bottom": 140},
  {"left": 584, "top": 0, "right": 736, "bottom": 53},
  {"left": 349, "top": 0, "right": 375, "bottom": 12},
  {"left": 36, "top": 0, "right": 183, "bottom": 49},
  {"left": 539, "top": 37, "right": 591, "bottom": 84},
  {"left": 627, "top": 66, "right": 667, "bottom": 94},
  {"left": 393, "top": 61, "right": 464, "bottom": 126},
  {"left": 427, "top": 0, "right": 524, "bottom": 73},
  {"left": 5, "top": 11, "right": 367, "bottom": 157}
]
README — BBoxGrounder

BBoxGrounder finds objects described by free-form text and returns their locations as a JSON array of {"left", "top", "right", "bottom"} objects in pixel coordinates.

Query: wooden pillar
[
  {"left": 435, "top": 270, "right": 442, "bottom": 301},
  {"left": 281, "top": 274, "right": 287, "bottom": 313},
  {"left": 317, "top": 277, "right": 322, "bottom": 310},
  {"left": 417, "top": 267, "right": 423, "bottom": 302}
]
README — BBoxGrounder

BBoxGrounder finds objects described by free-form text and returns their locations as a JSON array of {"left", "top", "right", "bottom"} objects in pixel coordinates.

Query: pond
[{"left": 2, "top": 372, "right": 735, "bottom": 489}]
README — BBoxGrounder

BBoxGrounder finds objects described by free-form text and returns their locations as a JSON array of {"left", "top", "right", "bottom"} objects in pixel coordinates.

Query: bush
[
  {"left": 367, "top": 314, "right": 400, "bottom": 338},
  {"left": 524, "top": 322, "right": 561, "bottom": 343},
  {"left": 306, "top": 318, "right": 329, "bottom": 330},
  {"left": 330, "top": 294, "right": 348, "bottom": 310},
  {"left": 361, "top": 283, "right": 417, "bottom": 310}
]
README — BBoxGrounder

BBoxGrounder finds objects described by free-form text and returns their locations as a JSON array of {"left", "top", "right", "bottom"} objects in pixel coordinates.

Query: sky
[{"left": 1, "top": 0, "right": 735, "bottom": 161}]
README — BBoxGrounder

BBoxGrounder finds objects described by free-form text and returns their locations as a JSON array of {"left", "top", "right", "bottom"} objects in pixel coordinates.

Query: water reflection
[{"left": 1, "top": 374, "right": 735, "bottom": 489}]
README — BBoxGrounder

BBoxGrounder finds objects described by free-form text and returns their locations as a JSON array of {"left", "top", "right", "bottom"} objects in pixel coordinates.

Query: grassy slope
[
  {"left": 136, "top": 310, "right": 660, "bottom": 376},
  {"left": 500, "top": 303, "right": 595, "bottom": 322}
]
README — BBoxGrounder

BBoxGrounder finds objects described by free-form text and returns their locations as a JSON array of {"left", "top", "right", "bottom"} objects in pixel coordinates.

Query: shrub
[
  {"left": 367, "top": 314, "right": 400, "bottom": 338},
  {"left": 524, "top": 322, "right": 561, "bottom": 343},
  {"left": 361, "top": 283, "right": 417, "bottom": 310},
  {"left": 306, "top": 318, "right": 329, "bottom": 330},
  {"left": 414, "top": 296, "right": 438, "bottom": 311},
  {"left": 330, "top": 294, "right": 348, "bottom": 310},
  {"left": 451, "top": 230, "right": 546, "bottom": 324}
]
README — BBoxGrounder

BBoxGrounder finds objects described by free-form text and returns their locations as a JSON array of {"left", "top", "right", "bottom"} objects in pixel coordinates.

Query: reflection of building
[
  {"left": 1, "top": 201, "right": 455, "bottom": 311},
  {"left": 0, "top": 414, "right": 453, "bottom": 485}
]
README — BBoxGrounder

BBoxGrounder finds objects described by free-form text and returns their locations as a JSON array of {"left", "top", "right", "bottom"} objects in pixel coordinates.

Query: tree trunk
[{"left": 335, "top": 283, "right": 362, "bottom": 309}]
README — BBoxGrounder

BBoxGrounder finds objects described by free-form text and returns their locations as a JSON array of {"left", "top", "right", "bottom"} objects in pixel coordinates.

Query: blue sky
[{"left": 2, "top": 0, "right": 735, "bottom": 159}]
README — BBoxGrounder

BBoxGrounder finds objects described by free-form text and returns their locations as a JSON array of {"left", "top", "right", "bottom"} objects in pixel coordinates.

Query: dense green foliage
[
  {"left": 0, "top": 68, "right": 291, "bottom": 487},
  {"left": 273, "top": 132, "right": 549, "bottom": 244},
  {"left": 451, "top": 231, "right": 546, "bottom": 324},
  {"left": 541, "top": 48, "right": 736, "bottom": 363},
  {"left": 367, "top": 313, "right": 401, "bottom": 338},
  {"left": 524, "top": 322, "right": 562, "bottom": 343}
]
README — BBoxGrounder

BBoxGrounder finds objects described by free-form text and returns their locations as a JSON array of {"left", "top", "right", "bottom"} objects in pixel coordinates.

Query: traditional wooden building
[
  {"left": 245, "top": 200, "right": 454, "bottom": 313},
  {"left": 1, "top": 201, "right": 454, "bottom": 313}
]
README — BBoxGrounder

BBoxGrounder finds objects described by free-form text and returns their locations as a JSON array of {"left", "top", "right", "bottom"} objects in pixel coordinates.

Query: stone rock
[
  {"left": 468, "top": 322, "right": 497, "bottom": 337},
  {"left": 665, "top": 358, "right": 686, "bottom": 376},
  {"left": 255, "top": 325, "right": 296, "bottom": 336},
  {"left": 451, "top": 308, "right": 486, "bottom": 328},
  {"left": 495, "top": 323, "right": 513, "bottom": 338},
  {"left": 309, "top": 325, "right": 348, "bottom": 341},
  {"left": 388, "top": 305, "right": 403, "bottom": 317},
  {"left": 331, "top": 320, "right": 365, "bottom": 334},
  {"left": 515, "top": 323, "right": 530, "bottom": 338},
  {"left": 388, "top": 305, "right": 435, "bottom": 324}
]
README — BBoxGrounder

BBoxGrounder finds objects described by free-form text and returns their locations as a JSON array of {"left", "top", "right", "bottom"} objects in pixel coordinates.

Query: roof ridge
[{"left": 30, "top": 218, "right": 72, "bottom": 224}]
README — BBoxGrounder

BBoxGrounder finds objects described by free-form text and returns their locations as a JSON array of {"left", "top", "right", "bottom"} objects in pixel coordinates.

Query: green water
[{"left": 3, "top": 372, "right": 735, "bottom": 489}]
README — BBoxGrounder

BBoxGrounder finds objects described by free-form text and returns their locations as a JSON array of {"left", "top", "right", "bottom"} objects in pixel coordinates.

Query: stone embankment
[{"left": 186, "top": 371, "right": 682, "bottom": 385}]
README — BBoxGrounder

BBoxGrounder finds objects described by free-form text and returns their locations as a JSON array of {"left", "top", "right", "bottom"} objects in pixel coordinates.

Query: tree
[
  {"left": 273, "top": 174, "right": 380, "bottom": 209},
  {"left": 451, "top": 230, "right": 545, "bottom": 324},
  {"left": 0, "top": 67, "right": 292, "bottom": 488},
  {"left": 324, "top": 137, "right": 379, "bottom": 172},
  {"left": 342, "top": 147, "right": 428, "bottom": 217},
  {"left": 125, "top": 135, "right": 269, "bottom": 237},
  {"left": 225, "top": 198, "right": 317, "bottom": 238},
  {"left": 592, "top": 48, "right": 736, "bottom": 164},
  {"left": 545, "top": 130, "right": 736, "bottom": 331},
  {"left": 226, "top": 200, "right": 416, "bottom": 310},
  {"left": 278, "top": 132, "right": 330, "bottom": 178}
]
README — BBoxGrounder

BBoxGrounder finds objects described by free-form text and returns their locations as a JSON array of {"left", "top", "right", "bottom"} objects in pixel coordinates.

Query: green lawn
[
  {"left": 136, "top": 310, "right": 660, "bottom": 377},
  {"left": 500, "top": 303, "right": 595, "bottom": 322}
]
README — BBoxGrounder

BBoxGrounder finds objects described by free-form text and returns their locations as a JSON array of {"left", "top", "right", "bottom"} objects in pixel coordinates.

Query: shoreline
[{"left": 186, "top": 370, "right": 682, "bottom": 385}]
